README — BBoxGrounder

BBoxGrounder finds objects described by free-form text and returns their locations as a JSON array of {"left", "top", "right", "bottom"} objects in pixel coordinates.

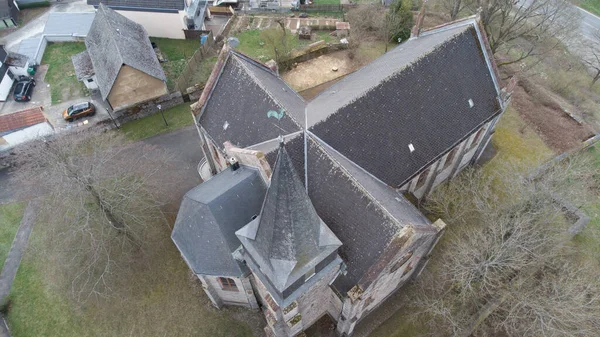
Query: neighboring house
[
  {"left": 72, "top": 4, "right": 168, "bottom": 112},
  {"left": 0, "top": 45, "right": 30, "bottom": 101},
  {"left": 173, "top": 16, "right": 512, "bottom": 337},
  {"left": 0, "top": 0, "right": 18, "bottom": 30},
  {"left": 87, "top": 0, "right": 211, "bottom": 39},
  {"left": 0, "top": 106, "right": 53, "bottom": 151},
  {"left": 17, "top": 12, "right": 95, "bottom": 66}
]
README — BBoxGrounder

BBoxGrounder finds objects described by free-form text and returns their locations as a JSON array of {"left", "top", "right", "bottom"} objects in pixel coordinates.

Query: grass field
[
  {"left": 312, "top": 0, "right": 341, "bottom": 4},
  {"left": 120, "top": 103, "right": 194, "bottom": 141},
  {"left": 41, "top": 42, "right": 89, "bottom": 104},
  {"left": 579, "top": 0, "right": 600, "bottom": 16},
  {"left": 150, "top": 38, "right": 201, "bottom": 91},
  {"left": 0, "top": 203, "right": 25, "bottom": 271},
  {"left": 368, "top": 106, "right": 556, "bottom": 337},
  {"left": 188, "top": 56, "right": 218, "bottom": 89},
  {"left": 233, "top": 29, "right": 332, "bottom": 61},
  {"left": 6, "top": 212, "right": 257, "bottom": 337}
]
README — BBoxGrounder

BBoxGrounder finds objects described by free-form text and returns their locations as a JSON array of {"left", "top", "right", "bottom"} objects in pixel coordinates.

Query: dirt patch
[
  {"left": 511, "top": 79, "right": 595, "bottom": 153},
  {"left": 282, "top": 50, "right": 357, "bottom": 92}
]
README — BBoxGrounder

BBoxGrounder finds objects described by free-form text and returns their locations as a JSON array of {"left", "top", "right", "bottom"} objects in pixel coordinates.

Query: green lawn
[
  {"left": 483, "top": 106, "right": 555, "bottom": 175},
  {"left": 41, "top": 42, "right": 88, "bottom": 104},
  {"left": 6, "top": 211, "right": 256, "bottom": 337},
  {"left": 0, "top": 203, "right": 25, "bottom": 271},
  {"left": 312, "top": 0, "right": 341, "bottom": 4},
  {"left": 233, "top": 29, "right": 324, "bottom": 61},
  {"left": 150, "top": 38, "right": 201, "bottom": 91},
  {"left": 369, "top": 107, "right": 556, "bottom": 337},
  {"left": 120, "top": 103, "right": 194, "bottom": 141},
  {"left": 579, "top": 0, "right": 600, "bottom": 16},
  {"left": 188, "top": 56, "right": 218, "bottom": 89}
]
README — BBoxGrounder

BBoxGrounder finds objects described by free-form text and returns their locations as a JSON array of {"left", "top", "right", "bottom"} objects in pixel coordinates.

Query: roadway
[{"left": 578, "top": 7, "right": 600, "bottom": 41}]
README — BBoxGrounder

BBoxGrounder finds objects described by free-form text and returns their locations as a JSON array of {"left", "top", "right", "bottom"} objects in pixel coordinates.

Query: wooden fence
[{"left": 175, "top": 32, "right": 218, "bottom": 92}]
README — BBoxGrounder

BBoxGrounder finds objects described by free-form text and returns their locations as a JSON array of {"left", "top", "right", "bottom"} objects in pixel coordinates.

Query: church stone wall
[{"left": 336, "top": 223, "right": 445, "bottom": 336}]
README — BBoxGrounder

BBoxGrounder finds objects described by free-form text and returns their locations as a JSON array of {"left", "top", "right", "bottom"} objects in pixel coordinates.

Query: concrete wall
[
  {"left": 116, "top": 10, "right": 186, "bottom": 39},
  {"left": 108, "top": 65, "right": 168, "bottom": 112}
]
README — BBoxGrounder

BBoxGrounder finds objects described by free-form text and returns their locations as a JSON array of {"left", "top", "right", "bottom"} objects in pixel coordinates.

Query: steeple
[{"left": 236, "top": 142, "right": 341, "bottom": 293}]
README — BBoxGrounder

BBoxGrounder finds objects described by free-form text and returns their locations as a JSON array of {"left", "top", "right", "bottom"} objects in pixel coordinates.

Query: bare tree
[
  {"left": 441, "top": 0, "right": 473, "bottom": 20},
  {"left": 346, "top": 5, "right": 386, "bottom": 57},
  {"left": 16, "top": 130, "right": 172, "bottom": 303},
  {"left": 261, "top": 17, "right": 293, "bottom": 69},
  {"left": 472, "top": 0, "right": 580, "bottom": 65},
  {"left": 581, "top": 28, "right": 600, "bottom": 87},
  {"left": 412, "top": 156, "right": 600, "bottom": 337}
]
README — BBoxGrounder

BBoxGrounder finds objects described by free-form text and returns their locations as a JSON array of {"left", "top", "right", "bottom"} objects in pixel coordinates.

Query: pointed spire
[{"left": 236, "top": 144, "right": 341, "bottom": 291}]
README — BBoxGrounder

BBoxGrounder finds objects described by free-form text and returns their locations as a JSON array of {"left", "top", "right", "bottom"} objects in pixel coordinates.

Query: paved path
[
  {"left": 578, "top": 7, "right": 600, "bottom": 41},
  {"left": 4, "top": 0, "right": 94, "bottom": 52},
  {"left": 0, "top": 200, "right": 39, "bottom": 337},
  {"left": 0, "top": 200, "right": 39, "bottom": 301}
]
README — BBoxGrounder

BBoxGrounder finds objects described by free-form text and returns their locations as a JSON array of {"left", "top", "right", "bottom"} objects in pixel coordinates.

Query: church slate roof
[
  {"left": 171, "top": 166, "right": 267, "bottom": 277},
  {"left": 191, "top": 18, "right": 503, "bottom": 295},
  {"left": 264, "top": 135, "right": 431, "bottom": 294},
  {"left": 237, "top": 144, "right": 341, "bottom": 292},
  {"left": 308, "top": 24, "right": 501, "bottom": 188},
  {"left": 199, "top": 52, "right": 303, "bottom": 149},
  {"left": 85, "top": 4, "right": 167, "bottom": 100}
]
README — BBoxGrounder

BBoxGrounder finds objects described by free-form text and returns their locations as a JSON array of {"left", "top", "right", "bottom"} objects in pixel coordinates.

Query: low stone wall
[
  {"left": 288, "top": 41, "right": 347, "bottom": 65},
  {"left": 112, "top": 91, "right": 184, "bottom": 125}
]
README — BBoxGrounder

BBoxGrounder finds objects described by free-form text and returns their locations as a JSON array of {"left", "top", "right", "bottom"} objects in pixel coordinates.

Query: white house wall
[
  {"left": 0, "top": 72, "right": 14, "bottom": 101},
  {"left": 204, "top": 275, "right": 256, "bottom": 307},
  {"left": 115, "top": 10, "right": 186, "bottom": 39},
  {"left": 9, "top": 65, "right": 28, "bottom": 77},
  {"left": 1, "top": 122, "right": 54, "bottom": 150},
  {"left": 83, "top": 75, "right": 99, "bottom": 90}
]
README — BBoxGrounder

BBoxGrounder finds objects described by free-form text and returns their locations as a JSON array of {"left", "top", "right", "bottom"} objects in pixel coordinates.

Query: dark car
[
  {"left": 13, "top": 76, "right": 35, "bottom": 102},
  {"left": 63, "top": 102, "right": 95, "bottom": 122}
]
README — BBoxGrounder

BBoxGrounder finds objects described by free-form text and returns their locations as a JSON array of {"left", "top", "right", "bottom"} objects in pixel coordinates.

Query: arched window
[{"left": 217, "top": 277, "right": 238, "bottom": 292}]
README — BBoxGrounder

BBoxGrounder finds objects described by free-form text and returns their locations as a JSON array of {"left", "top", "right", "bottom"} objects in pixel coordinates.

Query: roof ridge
[
  {"left": 309, "top": 25, "right": 471, "bottom": 123},
  {"left": 307, "top": 133, "right": 403, "bottom": 228},
  {"left": 231, "top": 50, "right": 308, "bottom": 105},
  {"left": 232, "top": 54, "right": 303, "bottom": 129},
  {"left": 91, "top": 4, "right": 125, "bottom": 100}
]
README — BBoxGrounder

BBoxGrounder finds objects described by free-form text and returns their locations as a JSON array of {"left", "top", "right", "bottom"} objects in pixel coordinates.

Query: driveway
[
  {"left": 578, "top": 7, "right": 600, "bottom": 41},
  {"left": 0, "top": 64, "right": 51, "bottom": 117},
  {"left": 4, "top": 0, "right": 94, "bottom": 52},
  {"left": 43, "top": 90, "right": 111, "bottom": 131}
]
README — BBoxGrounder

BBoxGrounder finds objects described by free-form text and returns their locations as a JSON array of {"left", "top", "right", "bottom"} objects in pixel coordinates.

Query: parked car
[
  {"left": 62, "top": 102, "right": 96, "bottom": 122},
  {"left": 13, "top": 76, "right": 36, "bottom": 102}
]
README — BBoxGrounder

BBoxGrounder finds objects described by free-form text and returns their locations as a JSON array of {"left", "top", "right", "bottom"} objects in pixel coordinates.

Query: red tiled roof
[{"left": 0, "top": 106, "right": 46, "bottom": 134}]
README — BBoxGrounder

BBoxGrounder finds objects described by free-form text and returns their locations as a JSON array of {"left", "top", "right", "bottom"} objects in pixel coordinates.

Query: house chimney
[{"left": 410, "top": 1, "right": 428, "bottom": 39}]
